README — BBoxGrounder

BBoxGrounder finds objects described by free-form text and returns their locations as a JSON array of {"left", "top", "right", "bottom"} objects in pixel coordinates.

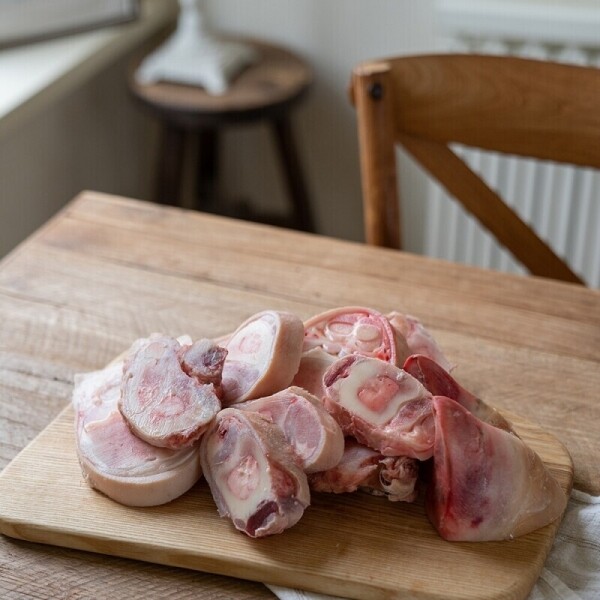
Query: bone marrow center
[
  {"left": 227, "top": 454, "right": 260, "bottom": 500},
  {"left": 358, "top": 376, "right": 400, "bottom": 413}
]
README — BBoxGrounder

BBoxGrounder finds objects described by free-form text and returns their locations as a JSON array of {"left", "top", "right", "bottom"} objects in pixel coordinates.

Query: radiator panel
[{"left": 424, "top": 11, "right": 600, "bottom": 286}]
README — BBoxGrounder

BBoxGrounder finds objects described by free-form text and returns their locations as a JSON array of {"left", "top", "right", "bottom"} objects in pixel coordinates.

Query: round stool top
[{"left": 129, "top": 37, "right": 313, "bottom": 126}]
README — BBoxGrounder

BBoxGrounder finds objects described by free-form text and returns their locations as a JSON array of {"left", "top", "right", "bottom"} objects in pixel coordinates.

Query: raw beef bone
[
  {"left": 303, "top": 306, "right": 410, "bottom": 367},
  {"left": 387, "top": 311, "right": 454, "bottom": 373},
  {"left": 73, "top": 361, "right": 202, "bottom": 507},
  {"left": 221, "top": 310, "right": 304, "bottom": 406},
  {"left": 309, "top": 438, "right": 418, "bottom": 502},
  {"left": 427, "top": 396, "right": 568, "bottom": 542},
  {"left": 200, "top": 408, "right": 310, "bottom": 538},
  {"left": 323, "top": 355, "right": 435, "bottom": 460},
  {"left": 236, "top": 386, "right": 344, "bottom": 473},
  {"left": 180, "top": 337, "right": 228, "bottom": 398},
  {"left": 403, "top": 354, "right": 513, "bottom": 433},
  {"left": 119, "top": 335, "right": 223, "bottom": 450}
]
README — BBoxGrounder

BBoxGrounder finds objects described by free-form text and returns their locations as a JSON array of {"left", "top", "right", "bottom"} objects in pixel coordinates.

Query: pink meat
[
  {"left": 427, "top": 396, "right": 567, "bottom": 541},
  {"left": 221, "top": 310, "right": 304, "bottom": 406},
  {"left": 323, "top": 355, "right": 435, "bottom": 460},
  {"left": 403, "top": 354, "right": 513, "bottom": 432},
  {"left": 119, "top": 335, "right": 222, "bottom": 449},
  {"left": 236, "top": 386, "right": 344, "bottom": 473},
  {"left": 73, "top": 361, "right": 202, "bottom": 507},
  {"left": 200, "top": 408, "right": 310, "bottom": 538},
  {"left": 291, "top": 347, "right": 337, "bottom": 400},
  {"left": 303, "top": 306, "right": 410, "bottom": 367},
  {"left": 387, "top": 311, "right": 454, "bottom": 372},
  {"left": 179, "top": 338, "right": 228, "bottom": 398},
  {"left": 309, "top": 438, "right": 418, "bottom": 502}
]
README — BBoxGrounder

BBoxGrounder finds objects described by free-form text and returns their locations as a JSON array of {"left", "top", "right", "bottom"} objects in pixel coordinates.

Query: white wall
[
  {"left": 0, "top": 55, "right": 157, "bottom": 258},
  {"left": 204, "top": 0, "right": 438, "bottom": 248},
  {"left": 0, "top": 1, "right": 438, "bottom": 258}
]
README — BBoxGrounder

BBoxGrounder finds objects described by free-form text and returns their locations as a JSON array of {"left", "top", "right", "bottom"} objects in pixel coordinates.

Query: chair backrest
[{"left": 350, "top": 54, "right": 600, "bottom": 284}]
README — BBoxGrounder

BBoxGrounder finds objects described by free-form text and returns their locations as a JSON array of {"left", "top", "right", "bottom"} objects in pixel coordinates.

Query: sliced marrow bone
[
  {"left": 200, "top": 408, "right": 310, "bottom": 538},
  {"left": 221, "top": 310, "right": 304, "bottom": 406},
  {"left": 73, "top": 361, "right": 202, "bottom": 507},
  {"left": 119, "top": 335, "right": 223, "bottom": 449},
  {"left": 303, "top": 306, "right": 409, "bottom": 366},
  {"left": 323, "top": 355, "right": 435, "bottom": 460},
  {"left": 236, "top": 386, "right": 344, "bottom": 474}
]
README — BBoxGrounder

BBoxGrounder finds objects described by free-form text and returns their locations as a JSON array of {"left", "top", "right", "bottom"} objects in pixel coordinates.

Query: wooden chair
[{"left": 350, "top": 54, "right": 600, "bottom": 284}]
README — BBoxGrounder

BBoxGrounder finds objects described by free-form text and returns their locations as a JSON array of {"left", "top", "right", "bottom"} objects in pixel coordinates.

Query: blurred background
[{"left": 1, "top": 0, "right": 599, "bottom": 285}]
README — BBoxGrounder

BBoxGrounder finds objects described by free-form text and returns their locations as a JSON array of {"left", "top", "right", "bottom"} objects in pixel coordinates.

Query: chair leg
[
  {"left": 270, "top": 116, "right": 315, "bottom": 232},
  {"left": 195, "top": 128, "right": 219, "bottom": 210},
  {"left": 154, "top": 124, "right": 185, "bottom": 206}
]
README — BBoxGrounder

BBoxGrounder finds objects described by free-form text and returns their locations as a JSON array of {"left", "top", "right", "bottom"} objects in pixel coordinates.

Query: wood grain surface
[
  {"left": 0, "top": 404, "right": 573, "bottom": 600},
  {"left": 0, "top": 191, "right": 599, "bottom": 599}
]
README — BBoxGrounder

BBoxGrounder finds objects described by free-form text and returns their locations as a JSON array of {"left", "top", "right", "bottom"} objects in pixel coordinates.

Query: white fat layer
[
  {"left": 72, "top": 361, "right": 123, "bottom": 415},
  {"left": 335, "top": 360, "right": 423, "bottom": 426},
  {"left": 205, "top": 425, "right": 273, "bottom": 522},
  {"left": 226, "top": 315, "right": 276, "bottom": 367}
]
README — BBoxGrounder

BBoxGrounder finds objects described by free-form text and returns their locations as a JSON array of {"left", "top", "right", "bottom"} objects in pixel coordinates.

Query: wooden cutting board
[{"left": 0, "top": 404, "right": 573, "bottom": 600}]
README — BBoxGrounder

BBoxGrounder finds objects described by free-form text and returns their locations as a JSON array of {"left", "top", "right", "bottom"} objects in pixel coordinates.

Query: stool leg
[
  {"left": 154, "top": 124, "right": 185, "bottom": 206},
  {"left": 270, "top": 116, "right": 315, "bottom": 232},
  {"left": 195, "top": 128, "right": 219, "bottom": 210}
]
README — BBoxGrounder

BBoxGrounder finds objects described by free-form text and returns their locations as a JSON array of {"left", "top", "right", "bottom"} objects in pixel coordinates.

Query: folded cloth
[
  {"left": 529, "top": 490, "right": 600, "bottom": 600},
  {"left": 267, "top": 489, "right": 600, "bottom": 600}
]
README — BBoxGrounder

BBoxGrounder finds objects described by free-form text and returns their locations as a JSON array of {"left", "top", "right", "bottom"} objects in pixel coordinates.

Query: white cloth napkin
[{"left": 267, "top": 489, "right": 600, "bottom": 600}]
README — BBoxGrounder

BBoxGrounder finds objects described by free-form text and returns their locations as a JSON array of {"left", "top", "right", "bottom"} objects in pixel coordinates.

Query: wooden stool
[{"left": 129, "top": 38, "right": 315, "bottom": 232}]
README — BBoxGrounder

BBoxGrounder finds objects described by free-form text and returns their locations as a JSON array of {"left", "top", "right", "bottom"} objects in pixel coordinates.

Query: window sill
[{"left": 0, "top": 0, "right": 178, "bottom": 137}]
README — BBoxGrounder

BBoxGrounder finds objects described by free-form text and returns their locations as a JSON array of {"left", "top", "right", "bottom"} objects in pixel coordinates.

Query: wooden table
[{"left": 0, "top": 191, "right": 598, "bottom": 599}]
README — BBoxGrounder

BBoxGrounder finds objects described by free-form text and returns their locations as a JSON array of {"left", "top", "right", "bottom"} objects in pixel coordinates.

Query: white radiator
[{"left": 425, "top": 0, "right": 600, "bottom": 286}]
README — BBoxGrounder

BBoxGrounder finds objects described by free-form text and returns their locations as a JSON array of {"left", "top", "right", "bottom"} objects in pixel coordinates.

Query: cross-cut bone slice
[
  {"left": 73, "top": 361, "right": 202, "bottom": 507},
  {"left": 303, "top": 306, "right": 409, "bottom": 366},
  {"left": 236, "top": 386, "right": 344, "bottom": 473},
  {"left": 119, "top": 335, "right": 222, "bottom": 449},
  {"left": 200, "top": 408, "right": 310, "bottom": 538},
  {"left": 221, "top": 310, "right": 304, "bottom": 406},
  {"left": 323, "top": 355, "right": 435, "bottom": 460}
]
